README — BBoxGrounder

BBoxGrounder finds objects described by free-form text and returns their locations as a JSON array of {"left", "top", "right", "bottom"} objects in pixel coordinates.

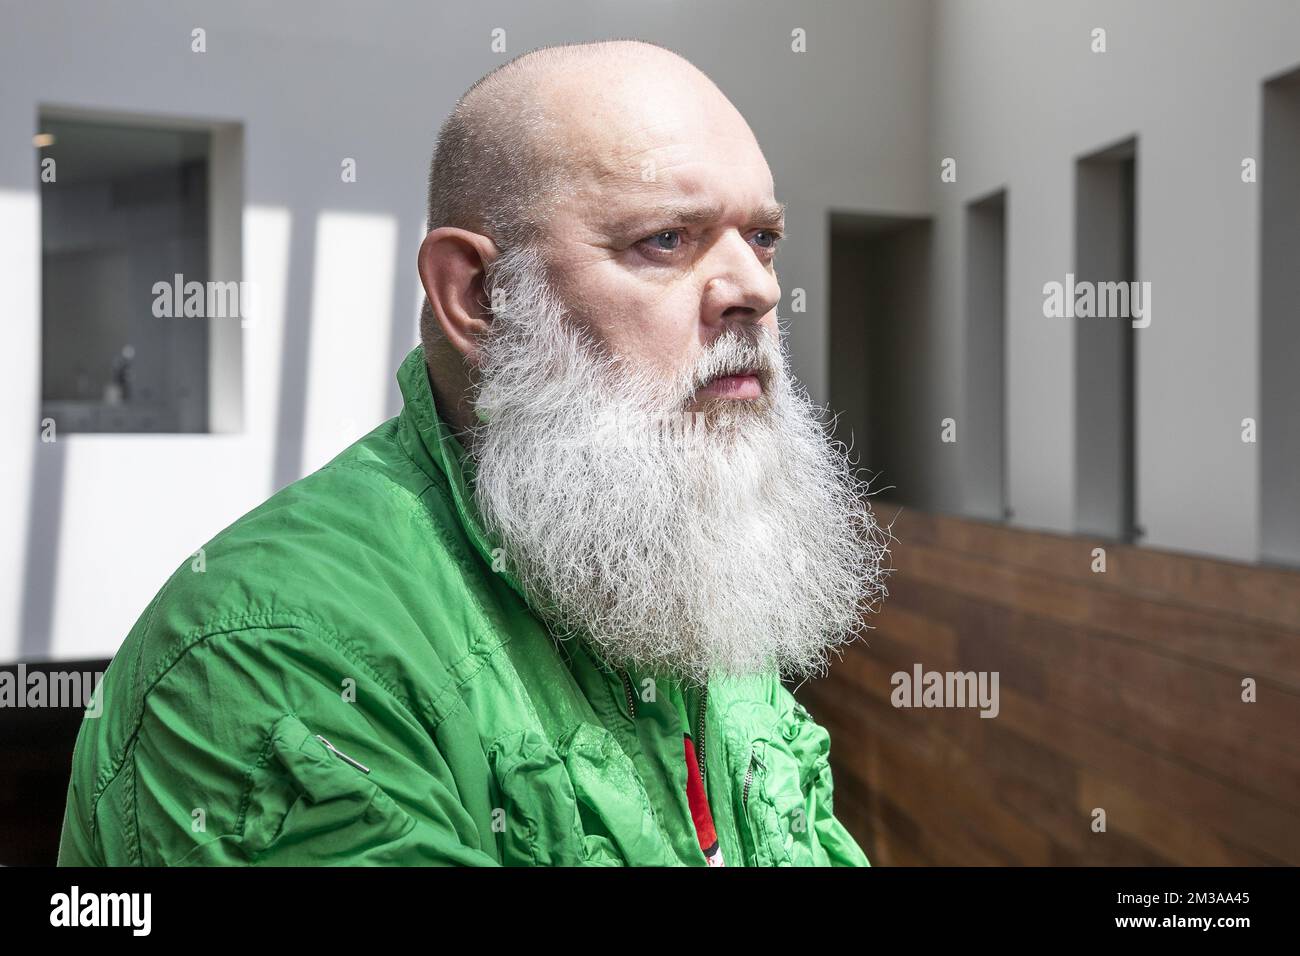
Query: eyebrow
[{"left": 604, "top": 199, "right": 786, "bottom": 235}]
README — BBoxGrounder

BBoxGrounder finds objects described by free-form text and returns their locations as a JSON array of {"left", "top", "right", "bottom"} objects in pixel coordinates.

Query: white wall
[
  {"left": 927, "top": 0, "right": 1300, "bottom": 561},
  {"left": 0, "top": 0, "right": 932, "bottom": 661}
]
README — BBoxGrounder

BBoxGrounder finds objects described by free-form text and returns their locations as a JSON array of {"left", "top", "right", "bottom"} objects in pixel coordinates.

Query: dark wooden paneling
[
  {"left": 0, "top": 660, "right": 108, "bottom": 866},
  {"left": 800, "top": 505, "right": 1300, "bottom": 865}
]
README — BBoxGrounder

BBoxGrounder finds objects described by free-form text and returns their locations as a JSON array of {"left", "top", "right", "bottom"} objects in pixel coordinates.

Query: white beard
[{"left": 466, "top": 242, "right": 891, "bottom": 687}]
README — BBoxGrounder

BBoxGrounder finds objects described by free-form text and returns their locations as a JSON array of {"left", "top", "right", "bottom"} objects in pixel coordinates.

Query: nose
[{"left": 699, "top": 231, "right": 781, "bottom": 329}]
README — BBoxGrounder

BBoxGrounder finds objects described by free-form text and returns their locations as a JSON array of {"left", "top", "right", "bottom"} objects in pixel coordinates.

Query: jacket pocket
[
  {"left": 732, "top": 725, "right": 834, "bottom": 867},
  {"left": 735, "top": 740, "right": 796, "bottom": 866},
  {"left": 487, "top": 728, "right": 589, "bottom": 865},
  {"left": 555, "top": 723, "right": 678, "bottom": 866},
  {"left": 488, "top": 723, "right": 679, "bottom": 866},
  {"left": 238, "top": 713, "right": 411, "bottom": 863},
  {"left": 734, "top": 742, "right": 768, "bottom": 866}
]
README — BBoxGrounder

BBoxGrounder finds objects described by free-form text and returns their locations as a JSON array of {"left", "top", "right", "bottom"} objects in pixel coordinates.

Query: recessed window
[
  {"left": 37, "top": 110, "right": 243, "bottom": 433},
  {"left": 829, "top": 211, "right": 934, "bottom": 507},
  {"left": 965, "top": 189, "right": 1008, "bottom": 522},
  {"left": 1261, "top": 67, "right": 1300, "bottom": 567},
  {"left": 1075, "top": 137, "right": 1138, "bottom": 542}
]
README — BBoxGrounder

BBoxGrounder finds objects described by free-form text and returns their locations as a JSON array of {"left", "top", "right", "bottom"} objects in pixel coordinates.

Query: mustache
[{"left": 687, "top": 325, "right": 780, "bottom": 395}]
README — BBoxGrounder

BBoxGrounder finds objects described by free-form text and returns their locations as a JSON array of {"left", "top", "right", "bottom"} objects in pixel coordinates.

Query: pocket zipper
[
  {"left": 315, "top": 734, "right": 371, "bottom": 774},
  {"left": 741, "top": 746, "right": 766, "bottom": 809}
]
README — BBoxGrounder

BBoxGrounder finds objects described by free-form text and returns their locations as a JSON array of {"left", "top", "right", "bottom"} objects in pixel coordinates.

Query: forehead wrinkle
[{"left": 600, "top": 197, "right": 786, "bottom": 238}]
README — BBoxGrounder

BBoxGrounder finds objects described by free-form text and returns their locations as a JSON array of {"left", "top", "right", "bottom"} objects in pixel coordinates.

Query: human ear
[{"left": 417, "top": 227, "right": 500, "bottom": 365}]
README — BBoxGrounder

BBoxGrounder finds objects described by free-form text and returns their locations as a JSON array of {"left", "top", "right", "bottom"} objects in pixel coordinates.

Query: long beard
[{"left": 466, "top": 243, "right": 891, "bottom": 687}]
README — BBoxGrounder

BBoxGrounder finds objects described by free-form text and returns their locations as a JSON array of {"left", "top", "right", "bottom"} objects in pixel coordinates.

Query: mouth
[{"left": 695, "top": 367, "right": 764, "bottom": 401}]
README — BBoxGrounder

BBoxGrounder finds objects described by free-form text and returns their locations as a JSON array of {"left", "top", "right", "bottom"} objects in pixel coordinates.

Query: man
[{"left": 58, "top": 39, "right": 890, "bottom": 866}]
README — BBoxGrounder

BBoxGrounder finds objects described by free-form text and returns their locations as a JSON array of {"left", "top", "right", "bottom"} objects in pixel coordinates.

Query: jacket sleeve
[
  {"left": 80, "top": 624, "right": 501, "bottom": 866},
  {"left": 770, "top": 681, "right": 871, "bottom": 867}
]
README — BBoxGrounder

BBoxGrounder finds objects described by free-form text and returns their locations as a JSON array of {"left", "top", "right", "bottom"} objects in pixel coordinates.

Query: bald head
[{"left": 424, "top": 40, "right": 728, "bottom": 239}]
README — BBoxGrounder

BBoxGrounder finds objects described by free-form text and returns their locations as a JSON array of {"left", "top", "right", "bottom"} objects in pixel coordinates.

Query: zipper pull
[{"left": 315, "top": 734, "right": 371, "bottom": 774}]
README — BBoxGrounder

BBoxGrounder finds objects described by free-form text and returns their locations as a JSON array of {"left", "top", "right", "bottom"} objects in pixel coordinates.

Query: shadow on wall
[{"left": 20, "top": 189, "right": 426, "bottom": 660}]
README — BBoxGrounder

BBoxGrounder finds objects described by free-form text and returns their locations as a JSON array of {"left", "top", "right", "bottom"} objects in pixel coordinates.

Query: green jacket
[{"left": 57, "top": 345, "right": 869, "bottom": 867}]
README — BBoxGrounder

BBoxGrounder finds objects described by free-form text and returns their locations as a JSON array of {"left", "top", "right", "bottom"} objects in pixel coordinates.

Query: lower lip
[{"left": 697, "top": 374, "right": 762, "bottom": 400}]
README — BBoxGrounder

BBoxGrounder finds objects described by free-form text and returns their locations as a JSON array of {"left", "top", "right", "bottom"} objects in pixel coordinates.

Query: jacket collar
[{"left": 396, "top": 345, "right": 529, "bottom": 604}]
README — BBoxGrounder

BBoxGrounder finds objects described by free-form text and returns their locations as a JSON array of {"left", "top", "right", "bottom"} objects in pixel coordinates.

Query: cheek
[
  {"left": 625, "top": 292, "right": 701, "bottom": 378},
  {"left": 576, "top": 276, "right": 701, "bottom": 374}
]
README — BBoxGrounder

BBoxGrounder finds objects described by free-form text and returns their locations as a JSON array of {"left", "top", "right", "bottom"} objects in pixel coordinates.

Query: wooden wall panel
[{"left": 798, "top": 504, "right": 1300, "bottom": 865}]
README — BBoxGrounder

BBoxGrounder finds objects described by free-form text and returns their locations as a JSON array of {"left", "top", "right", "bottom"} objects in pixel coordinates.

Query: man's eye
[
  {"left": 753, "top": 230, "right": 783, "bottom": 251},
  {"left": 640, "top": 229, "right": 683, "bottom": 253}
]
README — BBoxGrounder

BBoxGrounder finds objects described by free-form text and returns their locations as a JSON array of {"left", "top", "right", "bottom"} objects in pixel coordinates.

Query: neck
[{"left": 424, "top": 347, "right": 477, "bottom": 443}]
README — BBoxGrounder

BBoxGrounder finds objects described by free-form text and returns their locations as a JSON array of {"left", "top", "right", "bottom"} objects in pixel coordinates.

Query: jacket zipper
[
  {"left": 619, "top": 669, "right": 707, "bottom": 782},
  {"left": 695, "top": 686, "right": 709, "bottom": 780},
  {"left": 741, "top": 745, "right": 765, "bottom": 808},
  {"left": 315, "top": 734, "right": 371, "bottom": 774},
  {"left": 618, "top": 668, "right": 708, "bottom": 783},
  {"left": 618, "top": 668, "right": 637, "bottom": 719}
]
